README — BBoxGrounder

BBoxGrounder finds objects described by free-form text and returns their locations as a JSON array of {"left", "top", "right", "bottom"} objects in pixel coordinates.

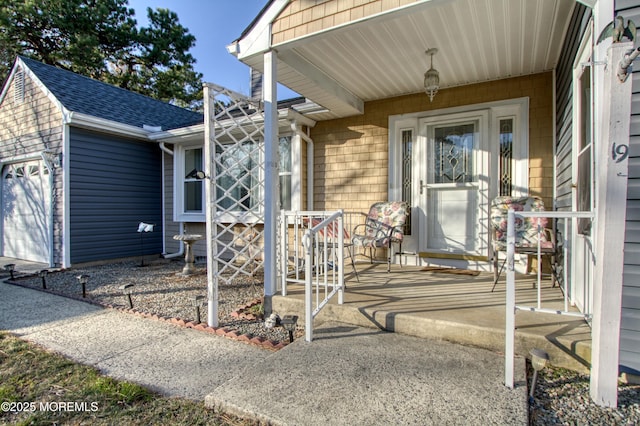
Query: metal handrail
[
  {"left": 280, "top": 210, "right": 364, "bottom": 295},
  {"left": 302, "top": 210, "right": 345, "bottom": 342},
  {"left": 504, "top": 209, "right": 595, "bottom": 388}
]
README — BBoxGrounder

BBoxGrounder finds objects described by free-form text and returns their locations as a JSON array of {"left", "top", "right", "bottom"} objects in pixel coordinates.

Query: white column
[
  {"left": 263, "top": 50, "right": 279, "bottom": 315},
  {"left": 590, "top": 42, "right": 632, "bottom": 408},
  {"left": 203, "top": 84, "right": 219, "bottom": 327},
  {"left": 504, "top": 209, "right": 516, "bottom": 389}
]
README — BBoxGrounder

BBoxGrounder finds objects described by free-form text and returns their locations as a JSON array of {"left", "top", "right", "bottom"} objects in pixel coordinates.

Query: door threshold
[{"left": 418, "top": 252, "right": 488, "bottom": 262}]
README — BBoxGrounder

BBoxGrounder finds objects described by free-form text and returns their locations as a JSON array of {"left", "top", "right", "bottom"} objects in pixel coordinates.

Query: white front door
[
  {"left": 418, "top": 111, "right": 489, "bottom": 258},
  {"left": 389, "top": 99, "right": 529, "bottom": 269}
]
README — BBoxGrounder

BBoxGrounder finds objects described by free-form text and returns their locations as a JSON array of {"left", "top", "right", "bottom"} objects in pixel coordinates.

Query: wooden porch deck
[{"left": 274, "top": 263, "right": 592, "bottom": 372}]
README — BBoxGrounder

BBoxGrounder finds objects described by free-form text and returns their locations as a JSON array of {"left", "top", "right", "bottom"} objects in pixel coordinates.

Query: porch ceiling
[{"left": 240, "top": 0, "right": 577, "bottom": 120}]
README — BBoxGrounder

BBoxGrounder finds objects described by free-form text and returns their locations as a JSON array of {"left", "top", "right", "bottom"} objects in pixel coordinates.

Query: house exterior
[
  {"left": 0, "top": 56, "right": 202, "bottom": 267},
  {"left": 224, "top": 0, "right": 639, "bottom": 407},
  {"left": 3, "top": 0, "right": 637, "bottom": 409}
]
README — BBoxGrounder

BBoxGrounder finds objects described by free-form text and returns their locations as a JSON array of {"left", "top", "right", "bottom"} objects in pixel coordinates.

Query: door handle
[{"left": 420, "top": 180, "right": 427, "bottom": 195}]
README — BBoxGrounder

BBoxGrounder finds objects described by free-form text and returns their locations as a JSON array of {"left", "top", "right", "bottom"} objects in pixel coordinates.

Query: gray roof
[{"left": 19, "top": 56, "right": 203, "bottom": 131}]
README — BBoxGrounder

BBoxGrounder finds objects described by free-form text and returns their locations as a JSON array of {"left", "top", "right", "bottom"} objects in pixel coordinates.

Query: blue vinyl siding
[
  {"left": 69, "top": 128, "right": 162, "bottom": 263},
  {"left": 618, "top": 0, "right": 640, "bottom": 375},
  {"left": 553, "top": 3, "right": 590, "bottom": 320},
  {"left": 555, "top": 4, "right": 590, "bottom": 213},
  {"left": 555, "top": 1, "right": 640, "bottom": 376}
]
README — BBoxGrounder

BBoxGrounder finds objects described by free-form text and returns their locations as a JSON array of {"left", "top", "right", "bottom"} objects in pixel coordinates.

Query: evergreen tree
[{"left": 0, "top": 0, "right": 203, "bottom": 110}]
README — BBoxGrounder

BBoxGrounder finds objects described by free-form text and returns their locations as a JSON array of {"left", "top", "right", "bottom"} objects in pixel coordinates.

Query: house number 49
[{"left": 612, "top": 142, "right": 629, "bottom": 163}]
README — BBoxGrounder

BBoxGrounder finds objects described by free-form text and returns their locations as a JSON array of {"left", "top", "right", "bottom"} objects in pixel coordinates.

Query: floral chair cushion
[
  {"left": 352, "top": 201, "right": 408, "bottom": 248},
  {"left": 491, "top": 196, "right": 554, "bottom": 252}
]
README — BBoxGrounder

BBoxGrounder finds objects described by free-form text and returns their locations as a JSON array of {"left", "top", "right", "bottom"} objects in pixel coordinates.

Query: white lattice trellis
[{"left": 203, "top": 83, "right": 265, "bottom": 327}]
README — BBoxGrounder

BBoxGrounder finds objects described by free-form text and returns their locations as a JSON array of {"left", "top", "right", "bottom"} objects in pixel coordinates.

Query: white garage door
[{"left": 2, "top": 160, "right": 51, "bottom": 263}]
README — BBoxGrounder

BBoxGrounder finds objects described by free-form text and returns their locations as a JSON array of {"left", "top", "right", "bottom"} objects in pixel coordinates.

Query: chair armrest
[
  {"left": 351, "top": 221, "right": 393, "bottom": 243},
  {"left": 351, "top": 223, "right": 368, "bottom": 236}
]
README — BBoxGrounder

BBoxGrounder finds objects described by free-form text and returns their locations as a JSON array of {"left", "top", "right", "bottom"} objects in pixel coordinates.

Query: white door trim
[{"left": 388, "top": 97, "right": 530, "bottom": 269}]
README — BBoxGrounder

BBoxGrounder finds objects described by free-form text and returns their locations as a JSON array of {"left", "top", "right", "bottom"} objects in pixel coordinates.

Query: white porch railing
[
  {"left": 279, "top": 210, "right": 365, "bottom": 294},
  {"left": 504, "top": 209, "right": 595, "bottom": 388},
  {"left": 279, "top": 210, "right": 349, "bottom": 341}
]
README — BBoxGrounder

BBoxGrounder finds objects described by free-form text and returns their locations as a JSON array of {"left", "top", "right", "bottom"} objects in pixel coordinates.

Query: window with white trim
[
  {"left": 175, "top": 145, "right": 205, "bottom": 221},
  {"left": 401, "top": 129, "right": 413, "bottom": 235},
  {"left": 184, "top": 147, "right": 203, "bottom": 213},
  {"left": 174, "top": 135, "right": 295, "bottom": 222},
  {"left": 498, "top": 117, "right": 515, "bottom": 196}
]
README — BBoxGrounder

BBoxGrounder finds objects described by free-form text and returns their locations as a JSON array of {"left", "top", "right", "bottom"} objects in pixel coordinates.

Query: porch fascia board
[
  {"left": 286, "top": 107, "right": 317, "bottom": 128},
  {"left": 149, "top": 109, "right": 313, "bottom": 144},
  {"left": 277, "top": 49, "right": 364, "bottom": 115},
  {"left": 64, "top": 112, "right": 150, "bottom": 141},
  {"left": 226, "top": 0, "right": 290, "bottom": 59},
  {"left": 148, "top": 124, "right": 204, "bottom": 143}
]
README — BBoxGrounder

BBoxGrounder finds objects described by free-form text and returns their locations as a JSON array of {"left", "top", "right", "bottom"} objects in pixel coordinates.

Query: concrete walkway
[{"left": 0, "top": 280, "right": 528, "bottom": 425}]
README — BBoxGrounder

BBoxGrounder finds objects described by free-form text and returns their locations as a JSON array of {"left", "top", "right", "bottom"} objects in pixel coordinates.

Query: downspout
[
  {"left": 164, "top": 223, "right": 185, "bottom": 258},
  {"left": 306, "top": 126, "right": 314, "bottom": 211},
  {"left": 158, "top": 142, "right": 184, "bottom": 258},
  {"left": 290, "top": 121, "right": 314, "bottom": 210},
  {"left": 159, "top": 141, "right": 173, "bottom": 156}
]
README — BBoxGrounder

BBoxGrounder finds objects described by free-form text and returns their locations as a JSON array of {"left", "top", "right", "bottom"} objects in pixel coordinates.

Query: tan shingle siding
[
  {"left": 0, "top": 69, "right": 62, "bottom": 152},
  {"left": 273, "top": 0, "right": 422, "bottom": 44}
]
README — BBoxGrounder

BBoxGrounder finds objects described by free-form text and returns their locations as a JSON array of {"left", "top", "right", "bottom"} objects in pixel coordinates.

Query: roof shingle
[{"left": 19, "top": 56, "right": 203, "bottom": 131}]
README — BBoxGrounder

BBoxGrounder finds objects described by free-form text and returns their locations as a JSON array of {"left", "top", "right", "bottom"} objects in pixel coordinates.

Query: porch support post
[
  {"left": 590, "top": 42, "right": 632, "bottom": 408},
  {"left": 263, "top": 49, "right": 279, "bottom": 316},
  {"left": 203, "top": 83, "right": 218, "bottom": 328},
  {"left": 504, "top": 209, "right": 516, "bottom": 389}
]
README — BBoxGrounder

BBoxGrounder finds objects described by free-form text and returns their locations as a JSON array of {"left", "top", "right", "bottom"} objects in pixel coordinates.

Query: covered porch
[
  {"left": 224, "top": 0, "right": 630, "bottom": 407},
  {"left": 274, "top": 262, "right": 592, "bottom": 373}
]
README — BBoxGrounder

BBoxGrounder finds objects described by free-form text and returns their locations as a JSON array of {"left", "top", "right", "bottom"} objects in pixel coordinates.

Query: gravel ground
[
  {"left": 8, "top": 258, "right": 640, "bottom": 424},
  {"left": 11, "top": 258, "right": 296, "bottom": 345},
  {"left": 529, "top": 365, "right": 640, "bottom": 425}
]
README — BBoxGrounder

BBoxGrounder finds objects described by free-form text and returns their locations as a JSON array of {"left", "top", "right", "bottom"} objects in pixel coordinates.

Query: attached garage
[
  {"left": 2, "top": 159, "right": 51, "bottom": 263},
  {"left": 1, "top": 56, "right": 202, "bottom": 268}
]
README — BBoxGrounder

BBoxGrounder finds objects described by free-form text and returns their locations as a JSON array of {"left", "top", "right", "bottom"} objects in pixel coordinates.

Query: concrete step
[{"left": 273, "top": 294, "right": 591, "bottom": 373}]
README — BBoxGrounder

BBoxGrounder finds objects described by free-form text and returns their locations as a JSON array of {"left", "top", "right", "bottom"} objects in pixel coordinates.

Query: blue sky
[{"left": 127, "top": 0, "right": 298, "bottom": 99}]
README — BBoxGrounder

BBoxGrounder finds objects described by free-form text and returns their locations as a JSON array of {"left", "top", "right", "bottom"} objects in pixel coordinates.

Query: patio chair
[
  {"left": 490, "top": 196, "right": 558, "bottom": 292},
  {"left": 351, "top": 201, "right": 409, "bottom": 272}
]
